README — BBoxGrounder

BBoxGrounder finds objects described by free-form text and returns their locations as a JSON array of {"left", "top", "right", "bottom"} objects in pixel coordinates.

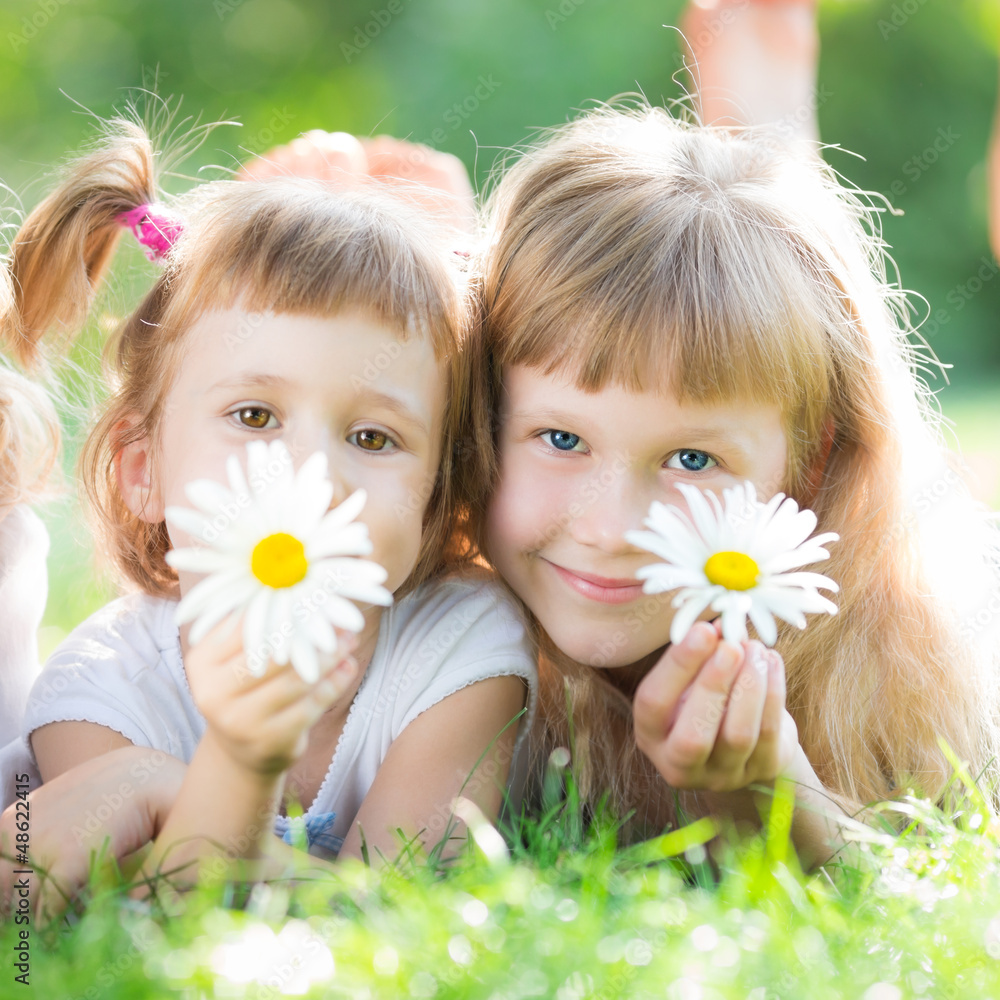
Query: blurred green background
[{"left": 0, "top": 0, "right": 997, "bottom": 647}]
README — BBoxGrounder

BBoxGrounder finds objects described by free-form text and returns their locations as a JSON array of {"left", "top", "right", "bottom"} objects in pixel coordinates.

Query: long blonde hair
[
  {"left": 6, "top": 118, "right": 471, "bottom": 598},
  {"left": 467, "top": 104, "right": 1000, "bottom": 833},
  {"left": 0, "top": 246, "right": 59, "bottom": 513}
]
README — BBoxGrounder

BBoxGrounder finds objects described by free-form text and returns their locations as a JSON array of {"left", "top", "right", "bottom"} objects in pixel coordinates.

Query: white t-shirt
[
  {"left": 0, "top": 506, "right": 48, "bottom": 744},
  {"left": 20, "top": 573, "right": 537, "bottom": 854},
  {"left": 0, "top": 505, "right": 49, "bottom": 811}
]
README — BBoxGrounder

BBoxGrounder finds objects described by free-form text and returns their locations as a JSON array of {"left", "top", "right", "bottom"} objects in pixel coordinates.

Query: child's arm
[
  {"left": 0, "top": 746, "right": 185, "bottom": 921},
  {"left": 632, "top": 621, "right": 854, "bottom": 869},
  {"left": 137, "top": 621, "right": 359, "bottom": 886},
  {"left": 338, "top": 674, "right": 526, "bottom": 864},
  {"left": 32, "top": 621, "right": 358, "bottom": 888},
  {"left": 680, "top": 0, "right": 820, "bottom": 143},
  {"left": 238, "top": 132, "right": 476, "bottom": 235}
]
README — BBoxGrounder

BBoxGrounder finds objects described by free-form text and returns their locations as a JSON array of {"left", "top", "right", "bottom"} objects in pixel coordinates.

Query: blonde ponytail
[{"left": 1, "top": 119, "right": 159, "bottom": 368}]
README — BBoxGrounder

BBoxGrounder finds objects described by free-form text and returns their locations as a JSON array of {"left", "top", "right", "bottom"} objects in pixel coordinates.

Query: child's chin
[{"left": 542, "top": 620, "right": 662, "bottom": 671}]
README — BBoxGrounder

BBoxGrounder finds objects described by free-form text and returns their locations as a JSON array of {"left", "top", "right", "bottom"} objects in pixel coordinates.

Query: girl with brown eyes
[{"left": 1, "top": 117, "right": 537, "bottom": 914}]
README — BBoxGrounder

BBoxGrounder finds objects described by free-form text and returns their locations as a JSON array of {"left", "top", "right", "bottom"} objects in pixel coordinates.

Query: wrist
[{"left": 198, "top": 729, "right": 286, "bottom": 794}]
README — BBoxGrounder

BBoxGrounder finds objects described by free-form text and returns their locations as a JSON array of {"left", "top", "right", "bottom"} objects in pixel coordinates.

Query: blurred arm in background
[
  {"left": 238, "top": 129, "right": 476, "bottom": 236},
  {"left": 680, "top": 0, "right": 820, "bottom": 143}
]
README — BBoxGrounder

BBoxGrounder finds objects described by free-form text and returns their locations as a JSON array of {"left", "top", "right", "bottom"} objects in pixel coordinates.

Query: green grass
[{"left": 3, "top": 767, "right": 1000, "bottom": 999}]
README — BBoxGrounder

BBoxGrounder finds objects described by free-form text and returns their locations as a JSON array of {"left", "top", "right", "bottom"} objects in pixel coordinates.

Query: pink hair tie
[{"left": 116, "top": 203, "right": 184, "bottom": 262}]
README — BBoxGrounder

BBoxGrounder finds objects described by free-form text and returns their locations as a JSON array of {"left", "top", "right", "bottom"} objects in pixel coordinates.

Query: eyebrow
[
  {"left": 356, "top": 389, "right": 431, "bottom": 438},
  {"left": 210, "top": 373, "right": 290, "bottom": 393},
  {"left": 210, "top": 375, "right": 431, "bottom": 438}
]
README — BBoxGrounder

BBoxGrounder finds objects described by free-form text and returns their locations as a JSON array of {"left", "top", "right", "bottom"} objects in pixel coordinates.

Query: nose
[
  {"left": 284, "top": 425, "right": 352, "bottom": 507},
  {"left": 567, "top": 463, "right": 648, "bottom": 555}
]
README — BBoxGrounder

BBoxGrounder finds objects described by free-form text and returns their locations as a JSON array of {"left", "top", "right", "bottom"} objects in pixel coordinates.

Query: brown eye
[
  {"left": 355, "top": 429, "right": 389, "bottom": 451},
  {"left": 238, "top": 407, "right": 274, "bottom": 429}
]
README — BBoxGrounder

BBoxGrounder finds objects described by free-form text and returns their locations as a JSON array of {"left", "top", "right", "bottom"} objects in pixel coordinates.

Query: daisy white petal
[
  {"left": 303, "top": 610, "right": 337, "bottom": 654},
  {"left": 749, "top": 587, "right": 810, "bottom": 628},
  {"left": 321, "top": 594, "right": 367, "bottom": 633},
  {"left": 768, "top": 570, "right": 839, "bottom": 593},
  {"left": 290, "top": 636, "right": 320, "bottom": 684},
  {"left": 669, "top": 587, "right": 719, "bottom": 645},
  {"left": 267, "top": 588, "right": 296, "bottom": 665},
  {"left": 635, "top": 562, "right": 705, "bottom": 593},
  {"left": 243, "top": 587, "right": 274, "bottom": 673},
  {"left": 309, "top": 521, "right": 374, "bottom": 560},
  {"left": 628, "top": 480, "right": 839, "bottom": 647},
  {"left": 765, "top": 586, "right": 839, "bottom": 618},
  {"left": 164, "top": 506, "right": 220, "bottom": 546},
  {"left": 747, "top": 601, "right": 778, "bottom": 647},
  {"left": 320, "top": 489, "right": 368, "bottom": 535},
  {"left": 226, "top": 452, "right": 251, "bottom": 501},
  {"left": 762, "top": 533, "right": 840, "bottom": 575},
  {"left": 170, "top": 443, "right": 392, "bottom": 681},
  {"left": 185, "top": 478, "right": 238, "bottom": 517},
  {"left": 166, "top": 545, "right": 239, "bottom": 576},
  {"left": 174, "top": 568, "right": 245, "bottom": 621},
  {"left": 677, "top": 484, "right": 722, "bottom": 546},
  {"left": 714, "top": 591, "right": 753, "bottom": 644}
]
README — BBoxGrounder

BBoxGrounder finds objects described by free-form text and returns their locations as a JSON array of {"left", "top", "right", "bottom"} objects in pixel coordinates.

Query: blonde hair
[
  {"left": 0, "top": 260, "right": 59, "bottom": 511},
  {"left": 468, "top": 104, "right": 1000, "bottom": 833},
  {"left": 8, "top": 119, "right": 470, "bottom": 598}
]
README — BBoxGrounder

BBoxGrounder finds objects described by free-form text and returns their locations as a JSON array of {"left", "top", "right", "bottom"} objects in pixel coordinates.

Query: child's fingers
[
  {"left": 633, "top": 622, "right": 719, "bottom": 743},
  {"left": 744, "top": 649, "right": 790, "bottom": 779},
  {"left": 708, "top": 641, "right": 769, "bottom": 775},
  {"left": 192, "top": 614, "right": 246, "bottom": 661},
  {"left": 654, "top": 639, "right": 744, "bottom": 773},
  {"left": 214, "top": 655, "right": 356, "bottom": 737},
  {"left": 254, "top": 668, "right": 355, "bottom": 764}
]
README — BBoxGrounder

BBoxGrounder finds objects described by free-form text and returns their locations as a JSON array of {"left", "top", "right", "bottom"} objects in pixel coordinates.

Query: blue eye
[
  {"left": 667, "top": 449, "right": 717, "bottom": 472},
  {"left": 542, "top": 430, "right": 585, "bottom": 452}
]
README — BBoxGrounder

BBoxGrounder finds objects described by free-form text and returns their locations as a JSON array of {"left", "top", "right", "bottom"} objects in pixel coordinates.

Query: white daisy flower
[
  {"left": 164, "top": 440, "right": 392, "bottom": 682},
  {"left": 623, "top": 481, "right": 839, "bottom": 647}
]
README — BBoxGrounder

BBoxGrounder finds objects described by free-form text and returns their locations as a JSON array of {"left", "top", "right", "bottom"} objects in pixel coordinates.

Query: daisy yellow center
[
  {"left": 251, "top": 533, "right": 308, "bottom": 589},
  {"left": 704, "top": 551, "right": 759, "bottom": 591}
]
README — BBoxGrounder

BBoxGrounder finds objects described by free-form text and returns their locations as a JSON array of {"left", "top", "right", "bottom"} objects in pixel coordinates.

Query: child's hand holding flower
[
  {"left": 164, "top": 440, "right": 393, "bottom": 777},
  {"left": 624, "top": 482, "right": 838, "bottom": 795}
]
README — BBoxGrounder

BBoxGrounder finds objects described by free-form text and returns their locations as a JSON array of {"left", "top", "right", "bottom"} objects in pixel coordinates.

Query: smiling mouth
[{"left": 544, "top": 560, "right": 646, "bottom": 605}]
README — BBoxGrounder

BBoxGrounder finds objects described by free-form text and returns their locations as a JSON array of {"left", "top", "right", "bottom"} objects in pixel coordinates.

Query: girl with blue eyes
[
  {"left": 4, "top": 119, "right": 537, "bottom": 891},
  {"left": 468, "top": 104, "right": 1000, "bottom": 866}
]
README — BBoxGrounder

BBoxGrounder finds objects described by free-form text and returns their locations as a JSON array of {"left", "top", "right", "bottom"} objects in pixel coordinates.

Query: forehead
[
  {"left": 172, "top": 307, "right": 446, "bottom": 409},
  {"left": 185, "top": 306, "right": 435, "bottom": 369}
]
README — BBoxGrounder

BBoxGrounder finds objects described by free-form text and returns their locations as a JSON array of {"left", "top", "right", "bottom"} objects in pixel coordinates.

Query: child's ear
[{"left": 113, "top": 419, "right": 164, "bottom": 524}]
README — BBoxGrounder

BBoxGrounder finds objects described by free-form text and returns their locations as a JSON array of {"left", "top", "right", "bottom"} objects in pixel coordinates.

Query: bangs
[
  {"left": 489, "top": 172, "right": 836, "bottom": 417},
  {"left": 161, "top": 180, "right": 460, "bottom": 359}
]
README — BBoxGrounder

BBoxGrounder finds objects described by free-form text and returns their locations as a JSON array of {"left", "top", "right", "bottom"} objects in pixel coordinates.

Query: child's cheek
[{"left": 495, "top": 450, "right": 574, "bottom": 556}]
